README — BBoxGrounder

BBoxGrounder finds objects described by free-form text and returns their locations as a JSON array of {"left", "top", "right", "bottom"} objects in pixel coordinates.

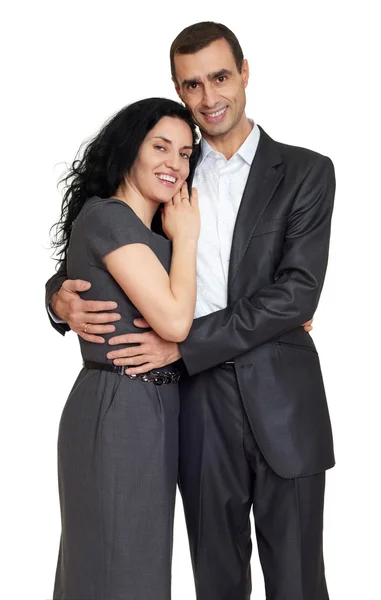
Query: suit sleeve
[
  {"left": 45, "top": 259, "right": 70, "bottom": 336},
  {"left": 179, "top": 156, "right": 335, "bottom": 376}
]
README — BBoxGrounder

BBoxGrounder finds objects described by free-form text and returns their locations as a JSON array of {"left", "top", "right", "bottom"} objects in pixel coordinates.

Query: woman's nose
[{"left": 165, "top": 152, "right": 180, "bottom": 171}]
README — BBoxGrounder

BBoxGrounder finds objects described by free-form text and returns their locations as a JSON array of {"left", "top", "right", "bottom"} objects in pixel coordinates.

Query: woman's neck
[{"left": 113, "top": 184, "right": 158, "bottom": 229}]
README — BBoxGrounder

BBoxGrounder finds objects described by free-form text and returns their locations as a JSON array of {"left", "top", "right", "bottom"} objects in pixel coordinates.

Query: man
[{"left": 47, "top": 22, "right": 335, "bottom": 600}]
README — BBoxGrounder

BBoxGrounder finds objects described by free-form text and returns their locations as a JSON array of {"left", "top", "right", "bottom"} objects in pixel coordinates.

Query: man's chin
[
  {"left": 194, "top": 112, "right": 230, "bottom": 135},
  {"left": 199, "top": 121, "right": 232, "bottom": 137}
]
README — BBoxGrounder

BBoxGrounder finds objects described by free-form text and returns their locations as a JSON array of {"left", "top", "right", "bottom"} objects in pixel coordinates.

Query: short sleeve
[{"left": 83, "top": 198, "right": 152, "bottom": 264}]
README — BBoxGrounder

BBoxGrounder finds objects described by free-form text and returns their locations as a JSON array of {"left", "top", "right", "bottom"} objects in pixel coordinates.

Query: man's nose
[{"left": 202, "top": 84, "right": 219, "bottom": 109}]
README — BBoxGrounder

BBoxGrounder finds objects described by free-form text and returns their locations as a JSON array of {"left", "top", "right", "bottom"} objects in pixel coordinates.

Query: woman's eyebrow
[
  {"left": 153, "top": 136, "right": 193, "bottom": 150},
  {"left": 153, "top": 136, "right": 171, "bottom": 144}
]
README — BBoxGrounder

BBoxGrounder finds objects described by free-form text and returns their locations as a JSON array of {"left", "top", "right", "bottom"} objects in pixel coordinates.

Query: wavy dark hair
[{"left": 51, "top": 97, "right": 198, "bottom": 261}]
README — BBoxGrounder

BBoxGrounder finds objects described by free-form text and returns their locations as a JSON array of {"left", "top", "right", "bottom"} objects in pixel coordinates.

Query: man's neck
[{"left": 202, "top": 114, "right": 253, "bottom": 161}]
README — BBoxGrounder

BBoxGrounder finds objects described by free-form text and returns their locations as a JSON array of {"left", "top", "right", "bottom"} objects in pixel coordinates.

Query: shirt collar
[{"left": 197, "top": 120, "right": 260, "bottom": 168}]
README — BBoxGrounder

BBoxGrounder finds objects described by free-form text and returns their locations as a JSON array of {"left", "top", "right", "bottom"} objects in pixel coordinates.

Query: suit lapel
[{"left": 227, "top": 126, "right": 284, "bottom": 294}]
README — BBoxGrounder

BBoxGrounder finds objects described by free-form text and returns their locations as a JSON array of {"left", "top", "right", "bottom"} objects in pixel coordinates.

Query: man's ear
[
  {"left": 242, "top": 59, "right": 250, "bottom": 89},
  {"left": 172, "top": 76, "right": 182, "bottom": 100}
]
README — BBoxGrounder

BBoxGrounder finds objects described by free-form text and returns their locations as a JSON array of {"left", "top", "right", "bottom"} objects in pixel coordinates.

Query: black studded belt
[{"left": 83, "top": 360, "right": 181, "bottom": 385}]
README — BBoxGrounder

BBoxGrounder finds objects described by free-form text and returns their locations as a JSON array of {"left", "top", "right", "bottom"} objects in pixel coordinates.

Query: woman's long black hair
[{"left": 51, "top": 97, "right": 198, "bottom": 261}]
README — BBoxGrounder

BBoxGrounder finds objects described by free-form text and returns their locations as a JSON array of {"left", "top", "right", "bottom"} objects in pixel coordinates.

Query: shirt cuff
[{"left": 48, "top": 305, "right": 66, "bottom": 324}]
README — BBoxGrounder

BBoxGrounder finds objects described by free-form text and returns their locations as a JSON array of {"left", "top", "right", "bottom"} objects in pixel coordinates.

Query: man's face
[{"left": 173, "top": 38, "right": 249, "bottom": 138}]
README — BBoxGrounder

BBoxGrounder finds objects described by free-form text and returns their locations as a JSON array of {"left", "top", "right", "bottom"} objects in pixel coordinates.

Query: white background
[{"left": 1, "top": 1, "right": 380, "bottom": 598}]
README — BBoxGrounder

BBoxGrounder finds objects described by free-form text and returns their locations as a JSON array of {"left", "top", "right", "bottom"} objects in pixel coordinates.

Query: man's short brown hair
[{"left": 170, "top": 22, "right": 244, "bottom": 82}]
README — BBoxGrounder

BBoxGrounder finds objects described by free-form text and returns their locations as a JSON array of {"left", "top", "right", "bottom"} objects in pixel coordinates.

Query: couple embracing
[{"left": 47, "top": 21, "right": 335, "bottom": 600}]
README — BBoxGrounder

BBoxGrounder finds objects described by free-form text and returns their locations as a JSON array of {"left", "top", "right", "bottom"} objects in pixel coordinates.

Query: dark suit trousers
[{"left": 179, "top": 364, "right": 329, "bottom": 600}]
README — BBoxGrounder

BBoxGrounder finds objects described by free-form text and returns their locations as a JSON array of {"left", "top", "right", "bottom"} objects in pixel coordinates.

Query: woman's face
[{"left": 128, "top": 116, "right": 193, "bottom": 204}]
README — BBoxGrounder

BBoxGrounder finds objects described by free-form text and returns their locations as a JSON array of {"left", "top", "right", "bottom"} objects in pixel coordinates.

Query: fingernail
[{"left": 106, "top": 353, "right": 113, "bottom": 359}]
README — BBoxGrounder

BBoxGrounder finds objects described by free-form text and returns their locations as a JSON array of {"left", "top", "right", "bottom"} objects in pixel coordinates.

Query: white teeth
[
  {"left": 156, "top": 174, "right": 176, "bottom": 183},
  {"left": 208, "top": 107, "right": 227, "bottom": 118}
]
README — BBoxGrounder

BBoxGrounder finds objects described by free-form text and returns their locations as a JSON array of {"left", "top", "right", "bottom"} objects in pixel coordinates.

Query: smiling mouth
[
  {"left": 155, "top": 173, "right": 177, "bottom": 187},
  {"left": 202, "top": 106, "right": 228, "bottom": 122}
]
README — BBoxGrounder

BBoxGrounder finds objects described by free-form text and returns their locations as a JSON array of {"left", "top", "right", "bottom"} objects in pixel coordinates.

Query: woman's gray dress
[{"left": 53, "top": 197, "right": 180, "bottom": 600}]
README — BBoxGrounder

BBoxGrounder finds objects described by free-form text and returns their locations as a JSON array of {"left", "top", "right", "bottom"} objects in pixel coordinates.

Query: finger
[
  {"left": 172, "top": 188, "right": 182, "bottom": 205},
  {"left": 77, "top": 332, "right": 106, "bottom": 344},
  {"left": 62, "top": 279, "right": 92, "bottom": 293},
  {"left": 108, "top": 334, "right": 132, "bottom": 346},
  {"left": 109, "top": 332, "right": 149, "bottom": 346},
  {"left": 113, "top": 355, "right": 150, "bottom": 367},
  {"left": 125, "top": 363, "right": 156, "bottom": 376},
  {"left": 107, "top": 347, "right": 145, "bottom": 359},
  {"left": 133, "top": 318, "right": 150, "bottom": 329},
  {"left": 84, "top": 312, "right": 121, "bottom": 324},
  {"left": 190, "top": 187, "right": 198, "bottom": 207},
  {"left": 80, "top": 323, "right": 117, "bottom": 335},
  {"left": 83, "top": 300, "right": 118, "bottom": 312},
  {"left": 180, "top": 182, "right": 189, "bottom": 203}
]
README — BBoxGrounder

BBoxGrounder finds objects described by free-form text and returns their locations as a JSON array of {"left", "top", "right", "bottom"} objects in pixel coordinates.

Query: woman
[{"left": 51, "top": 98, "right": 199, "bottom": 599}]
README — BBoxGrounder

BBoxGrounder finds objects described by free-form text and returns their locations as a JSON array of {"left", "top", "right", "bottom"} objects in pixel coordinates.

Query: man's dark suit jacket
[{"left": 46, "top": 126, "right": 335, "bottom": 479}]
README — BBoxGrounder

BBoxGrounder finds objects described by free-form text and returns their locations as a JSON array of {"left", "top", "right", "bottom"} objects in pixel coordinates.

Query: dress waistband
[{"left": 83, "top": 360, "right": 181, "bottom": 385}]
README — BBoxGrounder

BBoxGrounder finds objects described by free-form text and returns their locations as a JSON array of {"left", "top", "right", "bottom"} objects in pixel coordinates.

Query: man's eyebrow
[
  {"left": 153, "top": 136, "right": 193, "bottom": 150},
  {"left": 181, "top": 77, "right": 201, "bottom": 87},
  {"left": 208, "top": 68, "right": 232, "bottom": 80},
  {"left": 181, "top": 69, "right": 232, "bottom": 87}
]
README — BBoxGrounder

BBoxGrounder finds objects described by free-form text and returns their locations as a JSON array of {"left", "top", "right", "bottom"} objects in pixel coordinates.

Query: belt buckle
[
  {"left": 117, "top": 365, "right": 125, "bottom": 376},
  {"left": 123, "top": 367, "right": 180, "bottom": 383}
]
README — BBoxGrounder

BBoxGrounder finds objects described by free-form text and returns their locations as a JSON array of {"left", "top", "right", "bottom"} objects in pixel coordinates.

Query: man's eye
[
  {"left": 187, "top": 83, "right": 199, "bottom": 90},
  {"left": 217, "top": 76, "right": 226, "bottom": 83}
]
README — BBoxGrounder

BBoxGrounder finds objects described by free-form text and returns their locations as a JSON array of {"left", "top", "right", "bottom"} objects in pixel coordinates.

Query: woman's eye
[
  {"left": 180, "top": 153, "right": 191, "bottom": 160},
  {"left": 154, "top": 145, "right": 165, "bottom": 151}
]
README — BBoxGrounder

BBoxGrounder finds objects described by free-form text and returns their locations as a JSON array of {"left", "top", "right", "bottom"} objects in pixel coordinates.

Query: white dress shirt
[{"left": 193, "top": 122, "right": 260, "bottom": 318}]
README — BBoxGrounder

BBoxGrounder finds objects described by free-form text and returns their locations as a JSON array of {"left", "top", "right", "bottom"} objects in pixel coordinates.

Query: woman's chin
[
  {"left": 150, "top": 183, "right": 185, "bottom": 204},
  {"left": 158, "top": 191, "right": 179, "bottom": 204},
  {"left": 149, "top": 193, "right": 171, "bottom": 205}
]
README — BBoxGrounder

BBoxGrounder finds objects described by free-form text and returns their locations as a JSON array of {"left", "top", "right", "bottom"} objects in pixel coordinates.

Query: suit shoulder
[
  {"left": 259, "top": 126, "right": 334, "bottom": 178},
  {"left": 275, "top": 139, "right": 333, "bottom": 170}
]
